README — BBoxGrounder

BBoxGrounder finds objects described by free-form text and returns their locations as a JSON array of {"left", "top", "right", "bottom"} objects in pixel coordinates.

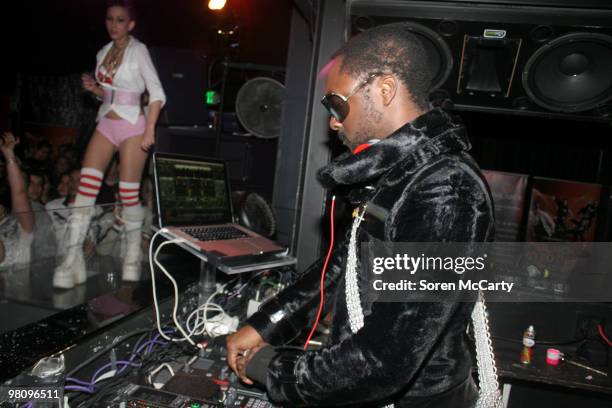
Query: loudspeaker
[
  {"left": 150, "top": 48, "right": 209, "bottom": 126},
  {"left": 155, "top": 126, "right": 217, "bottom": 156},
  {"left": 349, "top": 0, "right": 612, "bottom": 122},
  {"left": 154, "top": 126, "right": 277, "bottom": 199}
]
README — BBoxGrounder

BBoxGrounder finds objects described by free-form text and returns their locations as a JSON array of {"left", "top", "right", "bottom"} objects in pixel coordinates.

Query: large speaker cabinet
[
  {"left": 150, "top": 48, "right": 208, "bottom": 126},
  {"left": 348, "top": 0, "right": 612, "bottom": 122}
]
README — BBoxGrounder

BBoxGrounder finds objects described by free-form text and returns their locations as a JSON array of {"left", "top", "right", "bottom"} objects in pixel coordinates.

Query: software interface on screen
[{"left": 157, "top": 157, "right": 231, "bottom": 226}]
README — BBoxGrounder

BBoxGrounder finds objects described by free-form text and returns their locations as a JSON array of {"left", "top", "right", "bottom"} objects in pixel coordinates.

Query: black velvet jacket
[{"left": 246, "top": 108, "right": 495, "bottom": 407}]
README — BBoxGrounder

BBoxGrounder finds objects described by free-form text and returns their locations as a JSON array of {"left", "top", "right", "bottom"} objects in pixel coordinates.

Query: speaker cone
[
  {"left": 400, "top": 22, "right": 453, "bottom": 91},
  {"left": 523, "top": 33, "right": 612, "bottom": 112}
]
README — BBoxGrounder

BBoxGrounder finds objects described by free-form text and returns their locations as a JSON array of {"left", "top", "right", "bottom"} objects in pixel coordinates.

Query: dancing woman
[{"left": 53, "top": 0, "right": 165, "bottom": 288}]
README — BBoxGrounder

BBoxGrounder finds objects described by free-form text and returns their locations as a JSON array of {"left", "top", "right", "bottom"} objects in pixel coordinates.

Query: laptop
[{"left": 152, "top": 152, "right": 286, "bottom": 265}]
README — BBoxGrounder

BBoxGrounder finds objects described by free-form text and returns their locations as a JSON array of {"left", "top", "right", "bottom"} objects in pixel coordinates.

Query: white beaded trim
[
  {"left": 343, "top": 205, "right": 501, "bottom": 408},
  {"left": 345, "top": 206, "right": 367, "bottom": 334}
]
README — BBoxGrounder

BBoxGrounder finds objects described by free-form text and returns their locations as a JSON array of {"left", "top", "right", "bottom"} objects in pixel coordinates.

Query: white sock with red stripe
[
  {"left": 119, "top": 181, "right": 141, "bottom": 215},
  {"left": 74, "top": 167, "right": 104, "bottom": 208}
]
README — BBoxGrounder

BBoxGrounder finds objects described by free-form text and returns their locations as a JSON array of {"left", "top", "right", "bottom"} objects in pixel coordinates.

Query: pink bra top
[{"left": 97, "top": 65, "right": 114, "bottom": 86}]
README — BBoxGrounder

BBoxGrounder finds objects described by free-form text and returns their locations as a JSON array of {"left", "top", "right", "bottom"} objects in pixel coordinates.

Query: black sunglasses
[{"left": 321, "top": 73, "right": 381, "bottom": 123}]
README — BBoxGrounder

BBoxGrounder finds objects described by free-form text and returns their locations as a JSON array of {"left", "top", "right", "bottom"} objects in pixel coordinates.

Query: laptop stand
[{"left": 157, "top": 229, "right": 296, "bottom": 305}]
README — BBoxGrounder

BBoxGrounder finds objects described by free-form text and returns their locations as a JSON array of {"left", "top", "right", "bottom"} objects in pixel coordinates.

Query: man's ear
[
  {"left": 380, "top": 75, "right": 397, "bottom": 106},
  {"left": 129, "top": 20, "right": 136, "bottom": 32}
]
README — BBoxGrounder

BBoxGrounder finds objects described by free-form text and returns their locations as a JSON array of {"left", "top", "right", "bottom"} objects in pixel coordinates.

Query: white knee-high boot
[
  {"left": 53, "top": 167, "right": 103, "bottom": 288},
  {"left": 122, "top": 205, "right": 145, "bottom": 281},
  {"left": 53, "top": 207, "right": 95, "bottom": 289}
]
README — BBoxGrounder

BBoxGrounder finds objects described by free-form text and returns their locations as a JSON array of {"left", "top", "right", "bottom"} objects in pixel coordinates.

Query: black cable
[
  {"left": 66, "top": 328, "right": 153, "bottom": 377},
  {"left": 67, "top": 330, "right": 158, "bottom": 407},
  {"left": 68, "top": 324, "right": 202, "bottom": 405},
  {"left": 80, "top": 369, "right": 132, "bottom": 408},
  {"left": 214, "top": 58, "right": 230, "bottom": 157},
  {"left": 77, "top": 333, "right": 178, "bottom": 407}
]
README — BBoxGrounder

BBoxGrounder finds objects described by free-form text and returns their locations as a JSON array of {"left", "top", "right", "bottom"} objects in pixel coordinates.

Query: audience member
[
  {"left": 26, "top": 170, "right": 57, "bottom": 264},
  {"left": 26, "top": 141, "right": 53, "bottom": 173},
  {"left": 55, "top": 172, "right": 71, "bottom": 199},
  {"left": 26, "top": 172, "right": 45, "bottom": 204},
  {"left": 0, "top": 132, "right": 35, "bottom": 269},
  {"left": 52, "top": 155, "right": 74, "bottom": 186}
]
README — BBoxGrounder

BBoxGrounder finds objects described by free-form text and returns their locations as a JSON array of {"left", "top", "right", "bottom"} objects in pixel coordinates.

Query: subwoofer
[{"left": 348, "top": 0, "right": 612, "bottom": 122}]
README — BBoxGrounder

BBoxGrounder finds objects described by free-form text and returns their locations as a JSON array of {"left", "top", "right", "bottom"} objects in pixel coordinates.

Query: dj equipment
[{"left": 97, "top": 341, "right": 277, "bottom": 408}]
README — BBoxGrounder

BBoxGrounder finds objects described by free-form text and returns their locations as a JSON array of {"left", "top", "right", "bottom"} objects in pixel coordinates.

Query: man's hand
[
  {"left": 226, "top": 325, "right": 265, "bottom": 381},
  {"left": 235, "top": 341, "right": 269, "bottom": 385}
]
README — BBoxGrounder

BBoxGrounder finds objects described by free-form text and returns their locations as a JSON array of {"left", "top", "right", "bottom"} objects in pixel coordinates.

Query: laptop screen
[{"left": 154, "top": 155, "right": 233, "bottom": 227}]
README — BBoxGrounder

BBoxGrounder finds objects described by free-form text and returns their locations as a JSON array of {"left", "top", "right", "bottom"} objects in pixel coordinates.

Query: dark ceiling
[{"left": 2, "top": 0, "right": 293, "bottom": 89}]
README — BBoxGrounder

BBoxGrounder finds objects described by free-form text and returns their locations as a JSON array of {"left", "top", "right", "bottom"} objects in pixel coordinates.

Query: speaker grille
[
  {"left": 522, "top": 33, "right": 612, "bottom": 112},
  {"left": 349, "top": 1, "right": 612, "bottom": 121}
]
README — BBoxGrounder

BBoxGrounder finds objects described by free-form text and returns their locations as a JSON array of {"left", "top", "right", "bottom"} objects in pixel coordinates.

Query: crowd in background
[{"left": 0, "top": 130, "right": 154, "bottom": 274}]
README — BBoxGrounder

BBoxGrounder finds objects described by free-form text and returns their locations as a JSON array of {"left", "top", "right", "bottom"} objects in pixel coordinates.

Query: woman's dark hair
[{"left": 106, "top": 0, "right": 136, "bottom": 20}]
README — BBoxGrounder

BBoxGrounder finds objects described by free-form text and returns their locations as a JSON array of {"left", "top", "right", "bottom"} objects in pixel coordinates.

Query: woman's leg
[
  {"left": 75, "top": 130, "right": 117, "bottom": 207},
  {"left": 53, "top": 130, "right": 116, "bottom": 288},
  {"left": 118, "top": 132, "right": 149, "bottom": 280}
]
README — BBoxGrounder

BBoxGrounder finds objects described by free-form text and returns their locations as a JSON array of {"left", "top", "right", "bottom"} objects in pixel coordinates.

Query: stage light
[{"left": 208, "top": 0, "right": 226, "bottom": 10}]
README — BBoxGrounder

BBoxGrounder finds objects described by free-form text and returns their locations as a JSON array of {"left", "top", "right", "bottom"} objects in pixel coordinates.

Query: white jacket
[{"left": 95, "top": 36, "right": 166, "bottom": 124}]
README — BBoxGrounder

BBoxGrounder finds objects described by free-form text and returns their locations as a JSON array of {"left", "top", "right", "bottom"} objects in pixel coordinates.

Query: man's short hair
[
  {"left": 335, "top": 23, "right": 433, "bottom": 111},
  {"left": 25, "top": 170, "right": 44, "bottom": 187}
]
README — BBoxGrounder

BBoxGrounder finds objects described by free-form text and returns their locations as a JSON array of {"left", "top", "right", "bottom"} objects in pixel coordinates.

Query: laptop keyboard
[{"left": 182, "top": 226, "right": 249, "bottom": 241}]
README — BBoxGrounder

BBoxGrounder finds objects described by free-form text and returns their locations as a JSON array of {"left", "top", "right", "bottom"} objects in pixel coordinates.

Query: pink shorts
[{"left": 96, "top": 116, "right": 145, "bottom": 146}]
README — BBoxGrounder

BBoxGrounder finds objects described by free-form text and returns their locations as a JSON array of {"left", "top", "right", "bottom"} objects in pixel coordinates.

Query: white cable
[
  {"left": 147, "top": 362, "right": 176, "bottom": 387},
  {"left": 150, "top": 362, "right": 175, "bottom": 377},
  {"left": 185, "top": 289, "right": 227, "bottom": 338},
  {"left": 93, "top": 369, "right": 117, "bottom": 384},
  {"left": 154, "top": 239, "right": 196, "bottom": 345},
  {"left": 183, "top": 286, "right": 239, "bottom": 338},
  {"left": 203, "top": 289, "right": 221, "bottom": 337},
  {"left": 149, "top": 231, "right": 236, "bottom": 343},
  {"left": 149, "top": 229, "right": 198, "bottom": 344},
  {"left": 186, "top": 303, "right": 225, "bottom": 337},
  {"left": 187, "top": 304, "right": 223, "bottom": 330},
  {"left": 149, "top": 228, "right": 175, "bottom": 342}
]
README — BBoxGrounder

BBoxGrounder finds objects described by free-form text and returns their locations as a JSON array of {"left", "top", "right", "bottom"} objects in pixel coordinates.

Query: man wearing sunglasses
[{"left": 227, "top": 22, "right": 494, "bottom": 408}]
